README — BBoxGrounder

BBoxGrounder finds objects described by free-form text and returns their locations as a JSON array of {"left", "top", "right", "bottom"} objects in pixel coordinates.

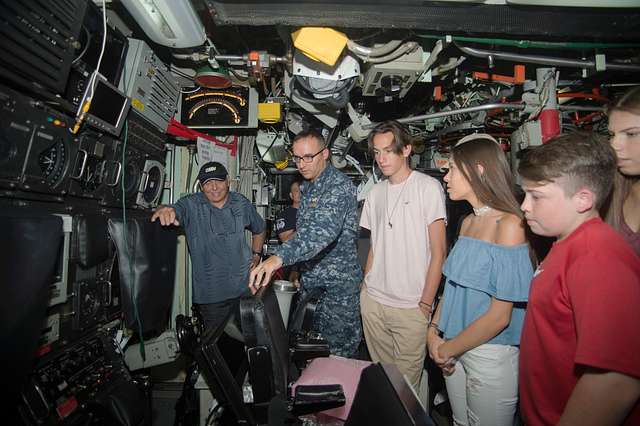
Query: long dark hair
[
  {"left": 452, "top": 136, "right": 522, "bottom": 219},
  {"left": 604, "top": 86, "right": 640, "bottom": 231}
]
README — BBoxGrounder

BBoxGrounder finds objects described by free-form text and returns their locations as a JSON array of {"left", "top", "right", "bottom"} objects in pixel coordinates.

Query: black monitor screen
[{"left": 90, "top": 80, "right": 128, "bottom": 127}]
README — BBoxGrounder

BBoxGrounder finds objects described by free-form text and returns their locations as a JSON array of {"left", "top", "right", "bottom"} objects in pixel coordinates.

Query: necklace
[
  {"left": 473, "top": 205, "right": 492, "bottom": 216},
  {"left": 386, "top": 174, "right": 410, "bottom": 229}
]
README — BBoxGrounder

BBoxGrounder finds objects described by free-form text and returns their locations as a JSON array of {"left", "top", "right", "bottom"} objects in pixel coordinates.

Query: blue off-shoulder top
[{"left": 438, "top": 236, "right": 534, "bottom": 346}]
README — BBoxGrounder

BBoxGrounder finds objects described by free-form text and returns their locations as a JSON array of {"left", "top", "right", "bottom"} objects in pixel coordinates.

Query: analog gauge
[
  {"left": 38, "top": 140, "right": 67, "bottom": 185},
  {"left": 142, "top": 165, "right": 162, "bottom": 203}
]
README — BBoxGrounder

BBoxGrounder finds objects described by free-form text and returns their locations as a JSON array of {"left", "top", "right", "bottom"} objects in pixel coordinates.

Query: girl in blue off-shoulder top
[{"left": 427, "top": 134, "right": 534, "bottom": 426}]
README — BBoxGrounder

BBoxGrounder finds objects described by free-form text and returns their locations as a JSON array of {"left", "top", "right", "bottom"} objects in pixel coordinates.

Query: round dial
[
  {"left": 38, "top": 139, "right": 67, "bottom": 185},
  {"left": 142, "top": 165, "right": 162, "bottom": 203}
]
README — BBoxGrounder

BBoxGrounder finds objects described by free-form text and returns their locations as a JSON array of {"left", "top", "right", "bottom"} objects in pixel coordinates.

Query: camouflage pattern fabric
[{"left": 276, "top": 164, "right": 363, "bottom": 356}]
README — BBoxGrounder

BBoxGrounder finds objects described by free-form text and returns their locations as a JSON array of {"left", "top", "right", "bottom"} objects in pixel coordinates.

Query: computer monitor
[{"left": 78, "top": 72, "right": 131, "bottom": 136}]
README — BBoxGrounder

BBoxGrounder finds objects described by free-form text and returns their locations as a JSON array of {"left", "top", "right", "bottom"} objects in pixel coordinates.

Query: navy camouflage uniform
[{"left": 276, "top": 164, "right": 363, "bottom": 357}]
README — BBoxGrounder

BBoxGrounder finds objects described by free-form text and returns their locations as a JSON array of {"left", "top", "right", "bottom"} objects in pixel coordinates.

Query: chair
[
  {"left": 176, "top": 308, "right": 255, "bottom": 425},
  {"left": 240, "top": 285, "right": 345, "bottom": 424},
  {"left": 175, "top": 285, "right": 345, "bottom": 425}
]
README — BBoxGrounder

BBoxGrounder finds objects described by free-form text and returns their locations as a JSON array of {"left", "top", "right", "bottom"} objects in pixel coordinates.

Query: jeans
[
  {"left": 195, "top": 297, "right": 240, "bottom": 333},
  {"left": 444, "top": 343, "right": 519, "bottom": 426}
]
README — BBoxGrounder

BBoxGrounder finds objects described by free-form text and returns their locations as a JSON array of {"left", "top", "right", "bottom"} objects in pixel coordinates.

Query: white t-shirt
[{"left": 360, "top": 171, "right": 447, "bottom": 308}]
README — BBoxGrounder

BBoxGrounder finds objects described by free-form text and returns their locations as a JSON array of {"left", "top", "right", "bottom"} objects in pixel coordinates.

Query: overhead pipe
[
  {"left": 365, "top": 42, "right": 419, "bottom": 64},
  {"left": 455, "top": 43, "right": 640, "bottom": 72},
  {"left": 558, "top": 105, "right": 605, "bottom": 112},
  {"left": 347, "top": 39, "right": 403, "bottom": 58},
  {"left": 416, "top": 34, "right": 640, "bottom": 50},
  {"left": 363, "top": 103, "right": 526, "bottom": 129}
]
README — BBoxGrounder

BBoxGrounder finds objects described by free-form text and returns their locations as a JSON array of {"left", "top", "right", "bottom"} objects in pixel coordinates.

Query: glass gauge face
[
  {"left": 143, "top": 166, "right": 162, "bottom": 202},
  {"left": 38, "top": 140, "right": 67, "bottom": 185}
]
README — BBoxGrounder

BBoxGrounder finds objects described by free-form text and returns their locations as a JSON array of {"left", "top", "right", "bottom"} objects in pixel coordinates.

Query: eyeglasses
[{"left": 291, "top": 147, "right": 325, "bottom": 164}]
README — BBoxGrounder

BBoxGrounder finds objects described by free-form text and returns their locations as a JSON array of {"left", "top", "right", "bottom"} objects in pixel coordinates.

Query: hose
[
  {"left": 365, "top": 42, "right": 420, "bottom": 64},
  {"left": 347, "top": 39, "right": 403, "bottom": 58}
]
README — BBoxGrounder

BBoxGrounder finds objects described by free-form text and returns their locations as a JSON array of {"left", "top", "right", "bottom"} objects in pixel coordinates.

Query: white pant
[{"left": 444, "top": 343, "right": 519, "bottom": 426}]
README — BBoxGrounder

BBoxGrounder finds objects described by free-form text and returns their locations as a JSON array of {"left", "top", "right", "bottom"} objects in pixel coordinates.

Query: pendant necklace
[
  {"left": 386, "top": 174, "right": 410, "bottom": 229},
  {"left": 473, "top": 205, "right": 492, "bottom": 216}
]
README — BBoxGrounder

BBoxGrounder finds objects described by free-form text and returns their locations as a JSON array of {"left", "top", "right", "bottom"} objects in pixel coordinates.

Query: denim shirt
[{"left": 173, "top": 191, "right": 265, "bottom": 304}]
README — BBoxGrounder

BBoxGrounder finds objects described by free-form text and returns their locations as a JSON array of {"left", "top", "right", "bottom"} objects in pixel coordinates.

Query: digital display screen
[{"left": 90, "top": 80, "right": 128, "bottom": 127}]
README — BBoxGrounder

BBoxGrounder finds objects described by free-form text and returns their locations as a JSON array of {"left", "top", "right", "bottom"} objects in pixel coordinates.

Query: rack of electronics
[{"left": 0, "top": 1, "right": 180, "bottom": 424}]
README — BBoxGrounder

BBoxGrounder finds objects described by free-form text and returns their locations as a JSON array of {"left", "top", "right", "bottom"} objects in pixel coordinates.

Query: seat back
[
  {"left": 288, "top": 287, "right": 325, "bottom": 335},
  {"left": 240, "top": 286, "right": 289, "bottom": 400},
  {"left": 194, "top": 308, "right": 255, "bottom": 424}
]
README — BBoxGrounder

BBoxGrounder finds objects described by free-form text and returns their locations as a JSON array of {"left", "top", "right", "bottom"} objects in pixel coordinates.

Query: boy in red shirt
[{"left": 518, "top": 132, "right": 640, "bottom": 426}]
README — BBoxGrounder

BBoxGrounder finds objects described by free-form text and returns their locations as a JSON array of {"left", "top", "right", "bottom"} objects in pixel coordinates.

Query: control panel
[{"left": 21, "top": 329, "right": 132, "bottom": 424}]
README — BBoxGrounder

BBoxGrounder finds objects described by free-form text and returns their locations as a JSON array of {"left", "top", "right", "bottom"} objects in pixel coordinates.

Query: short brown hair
[
  {"left": 292, "top": 128, "right": 326, "bottom": 148},
  {"left": 367, "top": 120, "right": 413, "bottom": 155},
  {"left": 518, "top": 132, "right": 616, "bottom": 209}
]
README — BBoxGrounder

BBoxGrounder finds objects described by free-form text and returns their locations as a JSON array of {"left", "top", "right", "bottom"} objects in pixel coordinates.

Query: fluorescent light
[{"left": 121, "top": 0, "right": 206, "bottom": 48}]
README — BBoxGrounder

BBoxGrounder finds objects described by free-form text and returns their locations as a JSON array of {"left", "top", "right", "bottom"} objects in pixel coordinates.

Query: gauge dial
[
  {"left": 142, "top": 165, "right": 162, "bottom": 203},
  {"left": 38, "top": 140, "right": 67, "bottom": 185}
]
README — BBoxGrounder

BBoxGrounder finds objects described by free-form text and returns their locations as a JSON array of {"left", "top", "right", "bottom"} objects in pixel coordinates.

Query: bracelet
[
  {"left": 419, "top": 301, "right": 433, "bottom": 310},
  {"left": 252, "top": 251, "right": 262, "bottom": 256}
]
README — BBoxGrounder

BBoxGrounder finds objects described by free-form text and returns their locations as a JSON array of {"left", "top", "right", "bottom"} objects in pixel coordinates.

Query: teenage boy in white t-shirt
[{"left": 360, "top": 120, "right": 447, "bottom": 391}]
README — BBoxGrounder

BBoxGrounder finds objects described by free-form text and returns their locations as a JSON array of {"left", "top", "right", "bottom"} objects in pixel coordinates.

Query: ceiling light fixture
[{"left": 121, "top": 0, "right": 206, "bottom": 48}]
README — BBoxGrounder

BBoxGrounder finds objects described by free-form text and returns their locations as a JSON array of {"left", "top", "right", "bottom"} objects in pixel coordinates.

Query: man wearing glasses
[{"left": 249, "top": 129, "right": 363, "bottom": 358}]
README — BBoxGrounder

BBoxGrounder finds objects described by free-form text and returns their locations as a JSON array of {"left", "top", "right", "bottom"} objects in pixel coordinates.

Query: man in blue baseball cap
[{"left": 152, "top": 161, "right": 266, "bottom": 331}]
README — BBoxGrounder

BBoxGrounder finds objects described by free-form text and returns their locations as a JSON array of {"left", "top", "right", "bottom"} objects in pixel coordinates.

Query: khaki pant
[{"left": 360, "top": 290, "right": 429, "bottom": 391}]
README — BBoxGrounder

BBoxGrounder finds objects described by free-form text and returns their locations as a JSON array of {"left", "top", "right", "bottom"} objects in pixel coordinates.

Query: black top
[{"left": 275, "top": 206, "right": 297, "bottom": 236}]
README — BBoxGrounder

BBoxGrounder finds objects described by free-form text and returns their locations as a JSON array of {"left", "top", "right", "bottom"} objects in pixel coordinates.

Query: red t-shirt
[{"left": 520, "top": 218, "right": 640, "bottom": 426}]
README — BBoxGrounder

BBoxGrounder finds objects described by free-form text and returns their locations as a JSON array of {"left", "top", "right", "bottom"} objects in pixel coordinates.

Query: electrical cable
[
  {"left": 229, "top": 67, "right": 249, "bottom": 81},
  {"left": 180, "top": 86, "right": 202, "bottom": 94},
  {"left": 71, "top": 26, "right": 91, "bottom": 65},
  {"left": 70, "top": 3, "right": 107, "bottom": 133}
]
